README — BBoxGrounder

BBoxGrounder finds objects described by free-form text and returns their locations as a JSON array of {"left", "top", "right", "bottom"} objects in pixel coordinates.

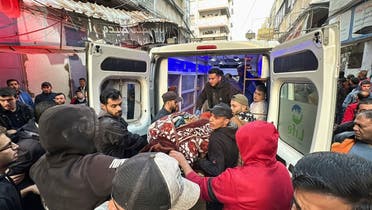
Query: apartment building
[
  {"left": 265, "top": 0, "right": 371, "bottom": 74},
  {"left": 328, "top": 0, "right": 372, "bottom": 75},
  {"left": 189, "top": 0, "right": 233, "bottom": 41},
  {"left": 266, "top": 0, "right": 328, "bottom": 42}
]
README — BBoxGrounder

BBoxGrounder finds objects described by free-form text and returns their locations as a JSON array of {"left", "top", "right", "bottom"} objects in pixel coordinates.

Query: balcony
[
  {"left": 198, "top": 34, "right": 229, "bottom": 41},
  {"left": 200, "top": 32, "right": 228, "bottom": 39},
  {"left": 198, "top": 0, "right": 229, "bottom": 13},
  {"left": 198, "top": 15, "right": 229, "bottom": 29}
]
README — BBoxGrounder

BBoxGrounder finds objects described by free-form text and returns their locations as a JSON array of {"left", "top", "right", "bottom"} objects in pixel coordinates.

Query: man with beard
[
  {"left": 96, "top": 88, "right": 148, "bottom": 158},
  {"left": 54, "top": 93, "right": 66, "bottom": 105},
  {"left": 195, "top": 68, "right": 240, "bottom": 115},
  {"left": 6, "top": 79, "right": 34, "bottom": 109},
  {"left": 230, "top": 94, "right": 255, "bottom": 127},
  {"left": 332, "top": 110, "right": 372, "bottom": 161},
  {"left": 153, "top": 91, "right": 182, "bottom": 122}
]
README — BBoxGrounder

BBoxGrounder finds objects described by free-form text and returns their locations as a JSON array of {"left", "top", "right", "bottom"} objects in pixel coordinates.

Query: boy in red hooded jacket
[{"left": 170, "top": 121, "right": 293, "bottom": 210}]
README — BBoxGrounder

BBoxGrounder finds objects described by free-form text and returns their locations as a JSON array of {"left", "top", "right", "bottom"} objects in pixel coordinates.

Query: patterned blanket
[{"left": 146, "top": 112, "right": 212, "bottom": 165}]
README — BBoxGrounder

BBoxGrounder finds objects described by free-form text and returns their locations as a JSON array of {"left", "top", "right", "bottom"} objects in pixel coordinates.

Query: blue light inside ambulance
[
  {"left": 168, "top": 57, "right": 197, "bottom": 73},
  {"left": 168, "top": 57, "right": 210, "bottom": 73},
  {"left": 257, "top": 58, "right": 262, "bottom": 77}
]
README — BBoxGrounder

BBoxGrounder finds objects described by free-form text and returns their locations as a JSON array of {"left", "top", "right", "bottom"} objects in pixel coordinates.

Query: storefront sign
[
  {"left": 329, "top": 0, "right": 358, "bottom": 16},
  {"left": 352, "top": 1, "right": 372, "bottom": 35},
  {"left": 340, "top": 10, "right": 351, "bottom": 42},
  {"left": 330, "top": 1, "right": 372, "bottom": 44}
]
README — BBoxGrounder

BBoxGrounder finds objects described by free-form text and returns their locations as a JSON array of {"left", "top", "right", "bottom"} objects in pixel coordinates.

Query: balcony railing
[
  {"left": 198, "top": 15, "right": 229, "bottom": 28},
  {"left": 200, "top": 32, "right": 228, "bottom": 38}
]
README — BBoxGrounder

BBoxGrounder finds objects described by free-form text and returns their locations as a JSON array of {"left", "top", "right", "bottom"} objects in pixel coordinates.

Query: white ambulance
[{"left": 87, "top": 24, "right": 340, "bottom": 171}]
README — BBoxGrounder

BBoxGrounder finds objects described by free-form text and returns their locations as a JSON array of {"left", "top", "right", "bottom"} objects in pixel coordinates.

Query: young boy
[
  {"left": 250, "top": 85, "right": 268, "bottom": 120},
  {"left": 70, "top": 90, "right": 87, "bottom": 105}
]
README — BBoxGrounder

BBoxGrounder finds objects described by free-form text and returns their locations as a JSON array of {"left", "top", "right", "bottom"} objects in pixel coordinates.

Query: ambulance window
[
  {"left": 126, "top": 83, "right": 136, "bottom": 120},
  {"left": 278, "top": 83, "right": 318, "bottom": 154},
  {"left": 274, "top": 50, "right": 318, "bottom": 73},
  {"left": 101, "top": 57, "right": 146, "bottom": 72}
]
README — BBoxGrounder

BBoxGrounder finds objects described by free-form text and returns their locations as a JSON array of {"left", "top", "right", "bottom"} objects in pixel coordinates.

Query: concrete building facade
[
  {"left": 189, "top": 0, "right": 233, "bottom": 41},
  {"left": 0, "top": 0, "right": 191, "bottom": 102},
  {"left": 264, "top": 0, "right": 371, "bottom": 75},
  {"left": 328, "top": 0, "right": 372, "bottom": 75},
  {"left": 266, "top": 0, "right": 329, "bottom": 42}
]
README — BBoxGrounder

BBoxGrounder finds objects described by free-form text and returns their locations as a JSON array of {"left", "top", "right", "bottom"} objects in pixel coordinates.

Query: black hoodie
[
  {"left": 196, "top": 78, "right": 241, "bottom": 110},
  {"left": 0, "top": 101, "right": 33, "bottom": 130},
  {"left": 30, "top": 105, "right": 121, "bottom": 210},
  {"left": 198, "top": 125, "right": 239, "bottom": 177}
]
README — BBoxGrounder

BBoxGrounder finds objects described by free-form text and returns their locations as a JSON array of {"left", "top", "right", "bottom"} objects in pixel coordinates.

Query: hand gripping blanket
[{"left": 146, "top": 112, "right": 212, "bottom": 166}]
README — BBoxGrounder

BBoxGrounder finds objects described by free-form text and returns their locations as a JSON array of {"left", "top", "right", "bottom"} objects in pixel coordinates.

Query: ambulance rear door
[
  {"left": 268, "top": 24, "right": 340, "bottom": 172},
  {"left": 86, "top": 42, "right": 151, "bottom": 136}
]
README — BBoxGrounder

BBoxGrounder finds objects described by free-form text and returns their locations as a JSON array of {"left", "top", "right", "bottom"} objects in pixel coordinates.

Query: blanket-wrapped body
[{"left": 147, "top": 112, "right": 212, "bottom": 166}]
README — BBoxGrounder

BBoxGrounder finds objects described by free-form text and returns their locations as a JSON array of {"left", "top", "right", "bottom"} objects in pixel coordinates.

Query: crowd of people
[
  {"left": 0, "top": 68, "right": 371, "bottom": 210},
  {"left": 332, "top": 70, "right": 372, "bottom": 161}
]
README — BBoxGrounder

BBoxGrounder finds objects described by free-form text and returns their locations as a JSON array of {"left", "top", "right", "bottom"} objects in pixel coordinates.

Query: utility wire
[
  {"left": 0, "top": 20, "right": 61, "bottom": 39},
  {"left": 242, "top": 0, "right": 257, "bottom": 31}
]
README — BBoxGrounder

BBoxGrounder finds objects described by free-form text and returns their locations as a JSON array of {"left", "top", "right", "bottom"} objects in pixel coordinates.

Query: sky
[{"left": 231, "top": 0, "right": 275, "bottom": 40}]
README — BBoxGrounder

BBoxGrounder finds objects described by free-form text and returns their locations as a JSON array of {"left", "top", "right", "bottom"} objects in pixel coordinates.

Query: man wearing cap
[
  {"left": 153, "top": 91, "right": 182, "bottom": 122},
  {"left": 197, "top": 103, "right": 239, "bottom": 210},
  {"left": 170, "top": 121, "right": 293, "bottom": 210},
  {"left": 230, "top": 94, "right": 255, "bottom": 127},
  {"left": 104, "top": 152, "right": 200, "bottom": 210},
  {"left": 34, "top": 82, "right": 57, "bottom": 105}
]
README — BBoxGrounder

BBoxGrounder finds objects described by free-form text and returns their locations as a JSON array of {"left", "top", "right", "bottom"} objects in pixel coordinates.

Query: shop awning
[{"left": 23, "top": 0, "right": 175, "bottom": 26}]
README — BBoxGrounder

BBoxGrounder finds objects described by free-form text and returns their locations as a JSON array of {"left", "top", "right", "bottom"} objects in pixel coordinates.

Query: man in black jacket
[
  {"left": 195, "top": 68, "right": 240, "bottom": 115},
  {"left": 0, "top": 88, "right": 45, "bottom": 175},
  {"left": 0, "top": 87, "right": 33, "bottom": 131},
  {"left": 34, "top": 82, "right": 56, "bottom": 105},
  {"left": 197, "top": 103, "right": 239, "bottom": 210},
  {"left": 96, "top": 88, "right": 148, "bottom": 158}
]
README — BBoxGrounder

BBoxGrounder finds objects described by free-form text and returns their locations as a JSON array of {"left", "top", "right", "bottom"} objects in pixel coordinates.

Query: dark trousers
[{"left": 206, "top": 201, "right": 223, "bottom": 210}]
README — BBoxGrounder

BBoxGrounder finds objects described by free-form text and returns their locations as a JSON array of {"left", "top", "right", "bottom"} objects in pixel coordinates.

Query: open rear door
[
  {"left": 86, "top": 42, "right": 151, "bottom": 135},
  {"left": 268, "top": 24, "right": 340, "bottom": 172}
]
